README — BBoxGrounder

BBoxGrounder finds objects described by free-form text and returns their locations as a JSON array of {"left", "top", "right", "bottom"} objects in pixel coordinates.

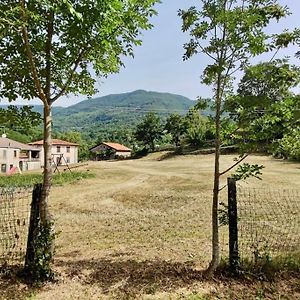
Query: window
[
  {"left": 56, "top": 146, "right": 61, "bottom": 153},
  {"left": 14, "top": 150, "right": 17, "bottom": 158},
  {"left": 3, "top": 150, "right": 6, "bottom": 159},
  {"left": 1, "top": 164, "right": 6, "bottom": 173},
  {"left": 66, "top": 146, "right": 70, "bottom": 153},
  {"left": 66, "top": 157, "right": 70, "bottom": 163}
]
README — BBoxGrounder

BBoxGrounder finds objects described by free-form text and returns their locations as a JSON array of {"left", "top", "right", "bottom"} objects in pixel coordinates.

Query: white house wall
[
  {"left": 0, "top": 147, "right": 20, "bottom": 172},
  {"left": 115, "top": 151, "right": 131, "bottom": 157},
  {"left": 37, "top": 145, "right": 78, "bottom": 166}
]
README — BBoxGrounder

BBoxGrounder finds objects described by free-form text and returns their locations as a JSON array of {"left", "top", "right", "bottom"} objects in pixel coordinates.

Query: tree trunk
[
  {"left": 207, "top": 76, "right": 222, "bottom": 276},
  {"left": 40, "top": 104, "right": 53, "bottom": 226}
]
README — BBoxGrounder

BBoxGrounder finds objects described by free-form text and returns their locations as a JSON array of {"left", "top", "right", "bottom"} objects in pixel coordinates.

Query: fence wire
[
  {"left": 237, "top": 187, "right": 300, "bottom": 262},
  {"left": 0, "top": 187, "right": 32, "bottom": 267}
]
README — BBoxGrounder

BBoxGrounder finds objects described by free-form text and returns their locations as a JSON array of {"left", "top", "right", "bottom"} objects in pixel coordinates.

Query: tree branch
[
  {"left": 198, "top": 44, "right": 218, "bottom": 62},
  {"left": 20, "top": 0, "right": 48, "bottom": 107},
  {"left": 45, "top": 10, "right": 54, "bottom": 100},
  {"left": 50, "top": 47, "right": 87, "bottom": 103},
  {"left": 219, "top": 154, "right": 248, "bottom": 176}
]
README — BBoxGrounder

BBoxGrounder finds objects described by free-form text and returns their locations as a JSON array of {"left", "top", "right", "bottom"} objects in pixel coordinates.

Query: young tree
[
  {"left": 0, "top": 0, "right": 158, "bottom": 267},
  {"left": 134, "top": 112, "right": 162, "bottom": 151},
  {"left": 179, "top": 0, "right": 296, "bottom": 274}
]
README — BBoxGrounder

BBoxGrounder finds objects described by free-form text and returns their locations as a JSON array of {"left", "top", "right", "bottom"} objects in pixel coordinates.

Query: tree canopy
[
  {"left": 0, "top": 1, "right": 158, "bottom": 104},
  {"left": 226, "top": 60, "right": 300, "bottom": 152},
  {"left": 134, "top": 112, "right": 163, "bottom": 151},
  {"left": 179, "top": 0, "right": 297, "bottom": 274}
]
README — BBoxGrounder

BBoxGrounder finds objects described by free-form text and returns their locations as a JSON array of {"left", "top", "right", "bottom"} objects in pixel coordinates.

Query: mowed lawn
[{"left": 2, "top": 153, "right": 300, "bottom": 299}]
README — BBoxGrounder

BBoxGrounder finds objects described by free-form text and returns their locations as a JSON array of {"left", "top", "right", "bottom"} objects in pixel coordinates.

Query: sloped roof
[
  {"left": 0, "top": 137, "right": 39, "bottom": 151},
  {"left": 90, "top": 142, "right": 131, "bottom": 152},
  {"left": 102, "top": 142, "right": 132, "bottom": 152},
  {"left": 29, "top": 139, "right": 79, "bottom": 146}
]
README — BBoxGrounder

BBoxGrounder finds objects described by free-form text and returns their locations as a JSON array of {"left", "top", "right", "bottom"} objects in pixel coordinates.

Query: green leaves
[
  {"left": 62, "top": 0, "right": 83, "bottom": 20},
  {"left": 134, "top": 112, "right": 163, "bottom": 151},
  {"left": 232, "top": 163, "right": 265, "bottom": 181},
  {"left": 0, "top": 0, "right": 159, "bottom": 103},
  {"left": 179, "top": 0, "right": 290, "bottom": 87},
  {"left": 0, "top": 105, "right": 42, "bottom": 133},
  {"left": 165, "top": 113, "right": 186, "bottom": 147},
  {"left": 225, "top": 60, "right": 300, "bottom": 154}
]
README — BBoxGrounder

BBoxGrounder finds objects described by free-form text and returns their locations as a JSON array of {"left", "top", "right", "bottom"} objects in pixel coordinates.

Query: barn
[{"left": 90, "top": 142, "right": 132, "bottom": 160}]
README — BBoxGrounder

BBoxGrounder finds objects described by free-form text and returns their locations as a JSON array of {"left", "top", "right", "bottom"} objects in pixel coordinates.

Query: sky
[{"left": 2, "top": 0, "right": 300, "bottom": 107}]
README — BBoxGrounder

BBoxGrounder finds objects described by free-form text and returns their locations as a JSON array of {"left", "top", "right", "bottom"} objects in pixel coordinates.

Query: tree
[
  {"left": 0, "top": 105, "right": 41, "bottom": 133},
  {"left": 134, "top": 112, "right": 162, "bottom": 151},
  {"left": 184, "top": 108, "right": 208, "bottom": 147},
  {"left": 0, "top": 0, "right": 158, "bottom": 274},
  {"left": 0, "top": 105, "right": 42, "bottom": 143},
  {"left": 278, "top": 128, "right": 300, "bottom": 160},
  {"left": 165, "top": 113, "right": 186, "bottom": 148},
  {"left": 226, "top": 60, "right": 300, "bottom": 153},
  {"left": 179, "top": 0, "right": 295, "bottom": 274}
]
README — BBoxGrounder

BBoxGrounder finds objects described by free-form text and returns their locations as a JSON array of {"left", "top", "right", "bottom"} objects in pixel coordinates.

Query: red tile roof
[
  {"left": 103, "top": 142, "right": 131, "bottom": 152},
  {"left": 29, "top": 139, "right": 79, "bottom": 146}
]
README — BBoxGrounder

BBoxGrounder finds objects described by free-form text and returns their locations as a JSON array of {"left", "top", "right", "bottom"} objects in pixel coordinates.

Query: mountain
[
  {"left": 1, "top": 90, "right": 202, "bottom": 139},
  {"left": 52, "top": 90, "right": 196, "bottom": 133}
]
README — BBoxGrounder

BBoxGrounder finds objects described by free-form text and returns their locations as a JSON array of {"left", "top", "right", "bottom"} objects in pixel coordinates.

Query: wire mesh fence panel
[
  {"left": 0, "top": 187, "right": 32, "bottom": 267},
  {"left": 237, "top": 187, "right": 300, "bottom": 262}
]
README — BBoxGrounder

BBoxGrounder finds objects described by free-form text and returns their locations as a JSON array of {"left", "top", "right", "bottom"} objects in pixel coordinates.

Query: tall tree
[
  {"left": 0, "top": 0, "right": 157, "bottom": 224},
  {"left": 134, "top": 112, "right": 162, "bottom": 151},
  {"left": 165, "top": 113, "right": 186, "bottom": 148},
  {"left": 184, "top": 108, "right": 208, "bottom": 147},
  {"left": 179, "top": 0, "right": 296, "bottom": 274},
  {"left": 226, "top": 60, "right": 300, "bottom": 153}
]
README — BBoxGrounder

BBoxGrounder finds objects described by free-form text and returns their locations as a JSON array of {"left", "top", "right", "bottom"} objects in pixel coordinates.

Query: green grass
[{"left": 0, "top": 171, "right": 94, "bottom": 188}]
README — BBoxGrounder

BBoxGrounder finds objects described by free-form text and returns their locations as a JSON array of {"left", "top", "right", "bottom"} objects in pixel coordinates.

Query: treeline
[{"left": 1, "top": 61, "right": 299, "bottom": 161}]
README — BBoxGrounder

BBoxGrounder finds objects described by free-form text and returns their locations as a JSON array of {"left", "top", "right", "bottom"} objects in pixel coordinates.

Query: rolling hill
[
  {"left": 51, "top": 90, "right": 196, "bottom": 132},
  {"left": 1, "top": 90, "right": 208, "bottom": 139}
]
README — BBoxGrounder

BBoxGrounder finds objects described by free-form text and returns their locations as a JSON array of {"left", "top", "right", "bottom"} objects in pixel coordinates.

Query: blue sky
[{"left": 4, "top": 0, "right": 300, "bottom": 107}]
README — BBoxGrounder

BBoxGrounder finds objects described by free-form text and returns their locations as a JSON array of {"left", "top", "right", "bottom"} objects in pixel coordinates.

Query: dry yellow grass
[{"left": 1, "top": 153, "right": 300, "bottom": 299}]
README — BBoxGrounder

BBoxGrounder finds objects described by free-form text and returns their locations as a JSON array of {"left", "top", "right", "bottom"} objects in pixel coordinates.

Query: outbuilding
[{"left": 90, "top": 142, "right": 132, "bottom": 160}]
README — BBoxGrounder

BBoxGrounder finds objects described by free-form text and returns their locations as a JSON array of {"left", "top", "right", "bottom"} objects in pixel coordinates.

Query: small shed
[{"left": 90, "top": 142, "right": 132, "bottom": 160}]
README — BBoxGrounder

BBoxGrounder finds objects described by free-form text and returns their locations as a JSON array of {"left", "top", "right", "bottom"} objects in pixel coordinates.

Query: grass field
[{"left": 1, "top": 153, "right": 300, "bottom": 299}]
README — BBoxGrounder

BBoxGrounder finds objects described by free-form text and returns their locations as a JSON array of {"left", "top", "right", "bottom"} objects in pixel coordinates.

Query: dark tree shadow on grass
[
  {"left": 0, "top": 268, "right": 36, "bottom": 300},
  {"left": 55, "top": 258, "right": 204, "bottom": 296}
]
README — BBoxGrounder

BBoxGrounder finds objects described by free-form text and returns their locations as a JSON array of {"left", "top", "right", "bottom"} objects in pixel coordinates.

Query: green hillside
[
  {"left": 1, "top": 90, "right": 202, "bottom": 142},
  {"left": 52, "top": 90, "right": 195, "bottom": 133}
]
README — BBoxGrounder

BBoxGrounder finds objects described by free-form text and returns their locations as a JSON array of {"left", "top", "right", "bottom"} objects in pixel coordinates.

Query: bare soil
[{"left": 1, "top": 153, "right": 300, "bottom": 299}]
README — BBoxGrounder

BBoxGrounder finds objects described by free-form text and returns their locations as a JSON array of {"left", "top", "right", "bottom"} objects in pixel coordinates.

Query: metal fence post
[
  {"left": 24, "top": 184, "right": 42, "bottom": 270},
  {"left": 227, "top": 177, "right": 239, "bottom": 271}
]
